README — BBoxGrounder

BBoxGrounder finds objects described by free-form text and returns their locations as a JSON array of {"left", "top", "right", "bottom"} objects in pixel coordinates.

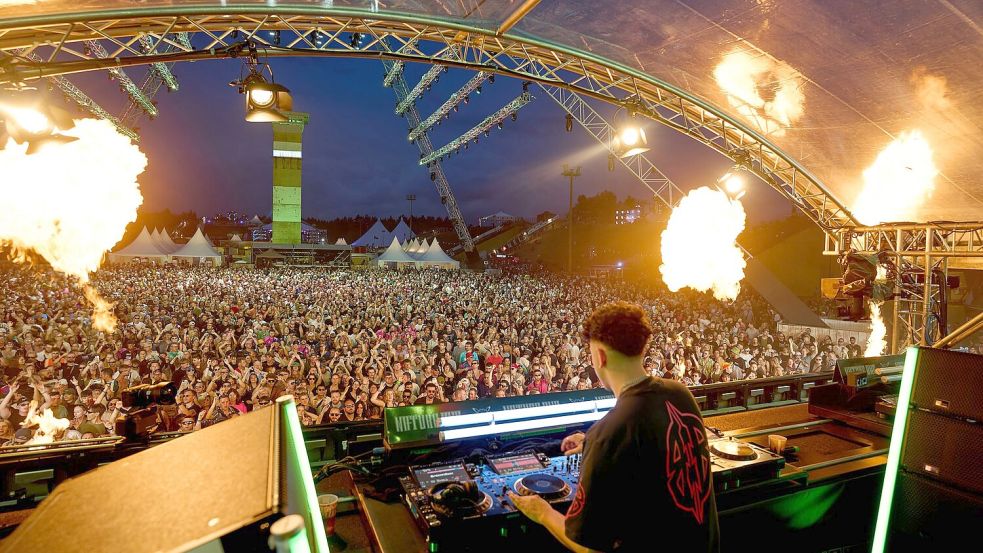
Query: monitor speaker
[
  {"left": 873, "top": 347, "right": 983, "bottom": 553},
  {"left": 0, "top": 396, "right": 327, "bottom": 553},
  {"left": 889, "top": 471, "right": 983, "bottom": 552},
  {"left": 900, "top": 407, "right": 983, "bottom": 495},
  {"left": 909, "top": 347, "right": 983, "bottom": 420}
]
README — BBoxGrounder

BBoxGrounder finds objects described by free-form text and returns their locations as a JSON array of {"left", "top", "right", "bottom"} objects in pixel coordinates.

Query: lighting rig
[
  {"left": 420, "top": 90, "right": 532, "bottom": 166},
  {"left": 408, "top": 71, "right": 489, "bottom": 142},
  {"left": 395, "top": 64, "right": 445, "bottom": 115},
  {"left": 228, "top": 43, "right": 293, "bottom": 122}
]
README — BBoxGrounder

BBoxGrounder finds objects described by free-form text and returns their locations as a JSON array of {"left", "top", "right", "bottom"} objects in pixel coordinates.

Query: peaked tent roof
[
  {"left": 229, "top": 234, "right": 242, "bottom": 242},
  {"left": 256, "top": 249, "right": 286, "bottom": 259},
  {"left": 249, "top": 215, "right": 263, "bottom": 226},
  {"left": 419, "top": 239, "right": 459, "bottom": 267},
  {"left": 376, "top": 237, "right": 417, "bottom": 264},
  {"left": 335, "top": 237, "right": 348, "bottom": 245},
  {"left": 391, "top": 218, "right": 416, "bottom": 242},
  {"left": 171, "top": 228, "right": 222, "bottom": 258},
  {"left": 112, "top": 227, "right": 167, "bottom": 257},
  {"left": 352, "top": 219, "right": 392, "bottom": 248},
  {"left": 159, "top": 229, "right": 180, "bottom": 253}
]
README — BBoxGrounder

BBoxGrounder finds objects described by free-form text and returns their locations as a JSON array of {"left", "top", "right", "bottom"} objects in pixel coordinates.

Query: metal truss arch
[{"left": 0, "top": 7, "right": 857, "bottom": 233}]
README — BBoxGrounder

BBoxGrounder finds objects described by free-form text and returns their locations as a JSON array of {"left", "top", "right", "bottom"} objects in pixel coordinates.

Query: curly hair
[{"left": 582, "top": 301, "right": 653, "bottom": 357}]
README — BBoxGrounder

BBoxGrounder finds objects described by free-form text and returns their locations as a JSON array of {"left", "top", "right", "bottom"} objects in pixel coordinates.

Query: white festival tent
[
  {"left": 375, "top": 237, "right": 418, "bottom": 267},
  {"left": 159, "top": 229, "right": 180, "bottom": 253},
  {"left": 352, "top": 219, "right": 393, "bottom": 248},
  {"left": 417, "top": 238, "right": 460, "bottom": 269},
  {"left": 109, "top": 226, "right": 169, "bottom": 263},
  {"left": 390, "top": 218, "right": 416, "bottom": 243},
  {"left": 403, "top": 238, "right": 420, "bottom": 254},
  {"left": 335, "top": 237, "right": 348, "bottom": 246},
  {"left": 170, "top": 228, "right": 222, "bottom": 264}
]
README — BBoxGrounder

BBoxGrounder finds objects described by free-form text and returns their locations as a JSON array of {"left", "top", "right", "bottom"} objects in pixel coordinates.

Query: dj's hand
[
  {"left": 561, "top": 432, "right": 585, "bottom": 456},
  {"left": 506, "top": 491, "right": 552, "bottom": 525}
]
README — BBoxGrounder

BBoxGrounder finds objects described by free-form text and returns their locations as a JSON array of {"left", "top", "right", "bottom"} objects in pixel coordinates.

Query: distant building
[
  {"left": 251, "top": 222, "right": 327, "bottom": 244},
  {"left": 614, "top": 205, "right": 642, "bottom": 225},
  {"left": 479, "top": 211, "right": 523, "bottom": 227}
]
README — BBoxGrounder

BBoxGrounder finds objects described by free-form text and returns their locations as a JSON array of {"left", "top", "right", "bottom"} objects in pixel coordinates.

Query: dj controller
[{"left": 399, "top": 434, "right": 784, "bottom": 551}]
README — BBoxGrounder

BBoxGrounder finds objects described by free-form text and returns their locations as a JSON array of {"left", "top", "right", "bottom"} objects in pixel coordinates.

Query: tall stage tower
[{"left": 272, "top": 111, "right": 309, "bottom": 244}]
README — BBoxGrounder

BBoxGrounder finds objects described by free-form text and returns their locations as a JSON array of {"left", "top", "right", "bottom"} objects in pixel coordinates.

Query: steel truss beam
[
  {"left": 395, "top": 63, "right": 442, "bottom": 115},
  {"left": 18, "top": 50, "right": 138, "bottom": 141},
  {"left": 379, "top": 39, "right": 474, "bottom": 253},
  {"left": 539, "top": 85, "right": 684, "bottom": 210},
  {"left": 409, "top": 71, "right": 487, "bottom": 143},
  {"left": 825, "top": 222, "right": 983, "bottom": 352},
  {"left": 83, "top": 39, "right": 157, "bottom": 118},
  {"left": 420, "top": 91, "right": 531, "bottom": 167},
  {"left": 0, "top": 8, "right": 857, "bottom": 233}
]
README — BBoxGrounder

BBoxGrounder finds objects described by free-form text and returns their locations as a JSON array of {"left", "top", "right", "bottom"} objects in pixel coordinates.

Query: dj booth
[{"left": 0, "top": 347, "right": 979, "bottom": 552}]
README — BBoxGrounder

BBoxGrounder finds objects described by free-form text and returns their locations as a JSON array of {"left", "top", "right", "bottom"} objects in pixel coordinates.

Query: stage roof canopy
[{"left": 2, "top": 1, "right": 981, "bottom": 222}]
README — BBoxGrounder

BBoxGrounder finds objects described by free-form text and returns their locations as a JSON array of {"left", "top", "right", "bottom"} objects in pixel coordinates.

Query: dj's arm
[{"left": 538, "top": 508, "right": 596, "bottom": 553}]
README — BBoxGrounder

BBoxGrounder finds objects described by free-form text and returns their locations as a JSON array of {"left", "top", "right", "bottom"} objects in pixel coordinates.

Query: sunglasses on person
[{"left": 256, "top": 397, "right": 271, "bottom": 405}]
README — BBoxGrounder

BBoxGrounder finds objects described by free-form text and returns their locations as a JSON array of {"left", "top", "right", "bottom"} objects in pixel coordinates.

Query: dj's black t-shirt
[{"left": 565, "top": 377, "right": 719, "bottom": 552}]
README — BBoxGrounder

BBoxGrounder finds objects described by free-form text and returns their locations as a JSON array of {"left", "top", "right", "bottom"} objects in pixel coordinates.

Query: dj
[{"left": 509, "top": 302, "right": 719, "bottom": 552}]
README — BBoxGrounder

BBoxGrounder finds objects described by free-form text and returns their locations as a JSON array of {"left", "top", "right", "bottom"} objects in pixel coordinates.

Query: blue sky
[{"left": 72, "top": 56, "right": 793, "bottom": 223}]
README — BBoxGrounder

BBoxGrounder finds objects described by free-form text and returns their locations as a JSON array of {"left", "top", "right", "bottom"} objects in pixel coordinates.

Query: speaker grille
[
  {"left": 910, "top": 348, "right": 983, "bottom": 420},
  {"left": 901, "top": 408, "right": 983, "bottom": 495},
  {"left": 891, "top": 472, "right": 983, "bottom": 551}
]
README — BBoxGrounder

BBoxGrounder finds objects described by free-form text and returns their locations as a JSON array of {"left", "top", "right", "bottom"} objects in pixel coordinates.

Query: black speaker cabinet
[
  {"left": 889, "top": 472, "right": 983, "bottom": 552},
  {"left": 874, "top": 347, "right": 983, "bottom": 553},
  {"left": 0, "top": 397, "right": 327, "bottom": 553},
  {"left": 901, "top": 407, "right": 983, "bottom": 495},
  {"left": 909, "top": 347, "right": 983, "bottom": 420}
]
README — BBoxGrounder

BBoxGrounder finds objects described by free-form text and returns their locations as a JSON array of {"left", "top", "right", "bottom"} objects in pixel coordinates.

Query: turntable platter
[
  {"left": 514, "top": 473, "right": 571, "bottom": 501},
  {"left": 710, "top": 440, "right": 759, "bottom": 461}
]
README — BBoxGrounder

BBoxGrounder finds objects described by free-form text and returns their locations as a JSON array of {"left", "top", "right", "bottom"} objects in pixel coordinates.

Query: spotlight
[
  {"left": 234, "top": 64, "right": 293, "bottom": 123},
  {"left": 489, "top": 75, "right": 495, "bottom": 84},
  {"left": 350, "top": 33, "right": 362, "bottom": 48},
  {"left": 464, "top": 95, "right": 470, "bottom": 105},
  {"left": 565, "top": 113, "right": 573, "bottom": 132},
  {"left": 612, "top": 120, "right": 649, "bottom": 158},
  {"left": 511, "top": 113, "right": 517, "bottom": 122},
  {"left": 497, "top": 121, "right": 503, "bottom": 130},
  {"left": 0, "top": 102, "right": 78, "bottom": 155},
  {"left": 274, "top": 30, "right": 281, "bottom": 45},
  {"left": 716, "top": 170, "right": 747, "bottom": 200},
  {"left": 476, "top": 86, "right": 482, "bottom": 95}
]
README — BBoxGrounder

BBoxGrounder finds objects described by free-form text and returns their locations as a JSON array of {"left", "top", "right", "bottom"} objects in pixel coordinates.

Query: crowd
[{"left": 0, "top": 264, "right": 861, "bottom": 444}]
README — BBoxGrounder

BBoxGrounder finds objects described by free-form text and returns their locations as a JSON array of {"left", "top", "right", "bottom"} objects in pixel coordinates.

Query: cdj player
[{"left": 400, "top": 451, "right": 582, "bottom": 551}]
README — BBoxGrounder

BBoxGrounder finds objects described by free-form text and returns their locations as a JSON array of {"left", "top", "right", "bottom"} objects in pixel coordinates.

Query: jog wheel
[
  {"left": 514, "top": 473, "right": 571, "bottom": 501},
  {"left": 709, "top": 439, "right": 758, "bottom": 461}
]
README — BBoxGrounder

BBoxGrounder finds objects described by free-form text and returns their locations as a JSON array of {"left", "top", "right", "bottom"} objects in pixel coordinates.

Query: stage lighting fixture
[
  {"left": 274, "top": 30, "right": 281, "bottom": 45},
  {"left": 612, "top": 121, "right": 649, "bottom": 158},
  {"left": 489, "top": 75, "right": 495, "bottom": 84},
  {"left": 565, "top": 113, "right": 574, "bottom": 132},
  {"left": 0, "top": 101, "right": 78, "bottom": 155},
  {"left": 233, "top": 62, "right": 293, "bottom": 123},
  {"left": 476, "top": 86, "right": 482, "bottom": 95},
  {"left": 511, "top": 113, "right": 518, "bottom": 122},
  {"left": 497, "top": 121, "right": 503, "bottom": 130},
  {"left": 716, "top": 169, "right": 747, "bottom": 200}
]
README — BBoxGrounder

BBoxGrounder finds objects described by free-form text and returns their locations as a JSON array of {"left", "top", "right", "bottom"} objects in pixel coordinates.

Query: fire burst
[
  {"left": 865, "top": 265, "right": 889, "bottom": 357},
  {"left": 24, "top": 402, "right": 71, "bottom": 445},
  {"left": 713, "top": 49, "right": 805, "bottom": 137},
  {"left": 0, "top": 114, "right": 146, "bottom": 332},
  {"left": 853, "top": 131, "right": 938, "bottom": 226},
  {"left": 660, "top": 187, "right": 747, "bottom": 301}
]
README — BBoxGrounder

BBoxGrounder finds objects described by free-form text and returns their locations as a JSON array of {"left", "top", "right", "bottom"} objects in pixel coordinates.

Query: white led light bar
[
  {"left": 440, "top": 410, "right": 606, "bottom": 441},
  {"left": 493, "top": 400, "right": 598, "bottom": 422},
  {"left": 273, "top": 149, "right": 302, "bottom": 158},
  {"left": 438, "top": 412, "right": 495, "bottom": 428}
]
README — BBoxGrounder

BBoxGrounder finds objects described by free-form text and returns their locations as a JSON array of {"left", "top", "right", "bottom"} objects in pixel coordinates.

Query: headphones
[{"left": 429, "top": 481, "right": 482, "bottom": 516}]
